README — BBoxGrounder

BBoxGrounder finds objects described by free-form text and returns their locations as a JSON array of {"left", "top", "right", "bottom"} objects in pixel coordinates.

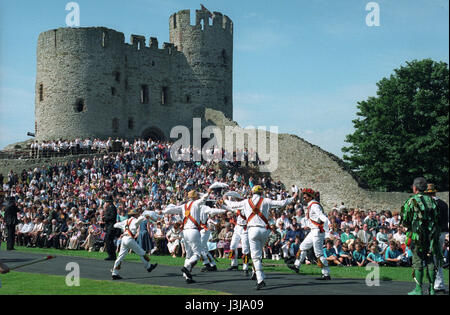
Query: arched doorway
[{"left": 141, "top": 126, "right": 166, "bottom": 141}]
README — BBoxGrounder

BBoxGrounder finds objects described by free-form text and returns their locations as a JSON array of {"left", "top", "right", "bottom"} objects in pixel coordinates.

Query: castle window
[
  {"left": 128, "top": 118, "right": 134, "bottom": 130},
  {"left": 152, "top": 61, "right": 155, "bottom": 67},
  {"left": 221, "top": 49, "right": 227, "bottom": 66},
  {"left": 111, "top": 87, "right": 117, "bottom": 96},
  {"left": 102, "top": 31, "right": 107, "bottom": 48},
  {"left": 173, "top": 14, "right": 177, "bottom": 29},
  {"left": 125, "top": 79, "right": 129, "bottom": 90},
  {"left": 224, "top": 96, "right": 228, "bottom": 105},
  {"left": 112, "top": 118, "right": 119, "bottom": 133},
  {"left": 161, "top": 86, "right": 169, "bottom": 105},
  {"left": 39, "top": 84, "right": 43, "bottom": 102},
  {"left": 200, "top": 19, "right": 205, "bottom": 31},
  {"left": 74, "top": 99, "right": 85, "bottom": 113},
  {"left": 141, "top": 85, "right": 149, "bottom": 104},
  {"left": 185, "top": 95, "right": 191, "bottom": 104},
  {"left": 114, "top": 71, "right": 121, "bottom": 83}
]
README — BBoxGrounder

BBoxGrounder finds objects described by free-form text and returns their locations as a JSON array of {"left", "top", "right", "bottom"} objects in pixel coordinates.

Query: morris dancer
[
  {"left": 289, "top": 188, "right": 331, "bottom": 280},
  {"left": 200, "top": 204, "right": 227, "bottom": 272},
  {"left": 111, "top": 209, "right": 160, "bottom": 280},
  {"left": 224, "top": 185, "right": 297, "bottom": 289},
  {"left": 162, "top": 189, "right": 211, "bottom": 283},
  {"left": 223, "top": 191, "right": 251, "bottom": 276}
]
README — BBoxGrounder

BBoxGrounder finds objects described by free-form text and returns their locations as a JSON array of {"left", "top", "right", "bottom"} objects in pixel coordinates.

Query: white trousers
[
  {"left": 183, "top": 229, "right": 201, "bottom": 270},
  {"left": 112, "top": 236, "right": 150, "bottom": 275},
  {"left": 200, "top": 229, "right": 216, "bottom": 266},
  {"left": 230, "top": 225, "right": 250, "bottom": 269},
  {"left": 435, "top": 232, "right": 448, "bottom": 290},
  {"left": 295, "top": 229, "right": 329, "bottom": 276},
  {"left": 248, "top": 226, "right": 270, "bottom": 283}
]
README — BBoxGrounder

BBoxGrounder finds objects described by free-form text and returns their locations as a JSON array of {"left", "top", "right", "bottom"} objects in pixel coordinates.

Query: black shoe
[
  {"left": 434, "top": 288, "right": 447, "bottom": 294},
  {"left": 186, "top": 278, "right": 196, "bottom": 284},
  {"left": 287, "top": 264, "right": 299, "bottom": 274},
  {"left": 250, "top": 272, "right": 256, "bottom": 280},
  {"left": 209, "top": 265, "right": 217, "bottom": 271},
  {"left": 105, "top": 257, "right": 116, "bottom": 261},
  {"left": 147, "top": 263, "right": 158, "bottom": 273},
  {"left": 256, "top": 281, "right": 266, "bottom": 290},
  {"left": 228, "top": 266, "right": 239, "bottom": 271},
  {"left": 201, "top": 265, "right": 209, "bottom": 272},
  {"left": 316, "top": 275, "right": 331, "bottom": 280},
  {"left": 112, "top": 274, "right": 123, "bottom": 280},
  {"left": 181, "top": 267, "right": 192, "bottom": 279},
  {"left": 244, "top": 270, "right": 249, "bottom": 276}
]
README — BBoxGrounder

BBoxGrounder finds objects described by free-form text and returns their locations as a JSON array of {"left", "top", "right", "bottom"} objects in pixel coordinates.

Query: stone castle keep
[{"left": 35, "top": 8, "right": 233, "bottom": 141}]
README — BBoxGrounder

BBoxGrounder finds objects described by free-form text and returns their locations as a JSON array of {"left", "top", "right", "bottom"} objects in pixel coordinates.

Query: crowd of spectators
[{"left": 1, "top": 138, "right": 448, "bottom": 270}]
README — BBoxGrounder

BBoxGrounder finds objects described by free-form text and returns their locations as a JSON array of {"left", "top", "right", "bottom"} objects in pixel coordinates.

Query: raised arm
[{"left": 162, "top": 205, "right": 183, "bottom": 215}]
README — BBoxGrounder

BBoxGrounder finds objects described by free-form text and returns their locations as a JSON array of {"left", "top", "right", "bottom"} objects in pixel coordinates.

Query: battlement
[{"left": 169, "top": 8, "right": 233, "bottom": 34}]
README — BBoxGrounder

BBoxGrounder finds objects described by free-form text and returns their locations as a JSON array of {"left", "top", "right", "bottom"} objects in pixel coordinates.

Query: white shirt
[
  {"left": 304, "top": 200, "right": 328, "bottom": 230},
  {"left": 20, "top": 222, "right": 35, "bottom": 234},
  {"left": 114, "top": 211, "right": 161, "bottom": 238},
  {"left": 162, "top": 194, "right": 209, "bottom": 230},
  {"left": 225, "top": 194, "right": 294, "bottom": 229}
]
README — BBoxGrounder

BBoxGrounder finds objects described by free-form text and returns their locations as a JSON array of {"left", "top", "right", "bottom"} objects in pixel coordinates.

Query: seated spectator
[
  {"left": 340, "top": 215, "right": 354, "bottom": 230},
  {"left": 29, "top": 217, "right": 44, "bottom": 248},
  {"left": 217, "top": 223, "right": 233, "bottom": 259},
  {"left": 266, "top": 224, "right": 282, "bottom": 260},
  {"left": 17, "top": 217, "right": 34, "bottom": 247},
  {"left": 393, "top": 226, "right": 406, "bottom": 244},
  {"left": 340, "top": 227, "right": 355, "bottom": 244},
  {"left": 357, "top": 224, "right": 372, "bottom": 245},
  {"left": 367, "top": 244, "right": 386, "bottom": 266},
  {"left": 285, "top": 223, "right": 303, "bottom": 244},
  {"left": 166, "top": 222, "right": 183, "bottom": 258},
  {"left": 152, "top": 221, "right": 167, "bottom": 255},
  {"left": 338, "top": 242, "right": 353, "bottom": 266},
  {"left": 376, "top": 226, "right": 389, "bottom": 252},
  {"left": 323, "top": 239, "right": 342, "bottom": 266},
  {"left": 67, "top": 223, "right": 83, "bottom": 250},
  {"left": 384, "top": 241, "right": 405, "bottom": 267},
  {"left": 353, "top": 242, "right": 367, "bottom": 267},
  {"left": 82, "top": 218, "right": 102, "bottom": 252}
]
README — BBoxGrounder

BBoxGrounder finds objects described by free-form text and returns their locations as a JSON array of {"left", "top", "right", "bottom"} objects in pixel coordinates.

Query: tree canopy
[{"left": 342, "top": 59, "right": 449, "bottom": 192}]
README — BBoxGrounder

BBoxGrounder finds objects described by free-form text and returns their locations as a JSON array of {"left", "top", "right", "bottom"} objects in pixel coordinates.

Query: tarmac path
[{"left": 0, "top": 250, "right": 419, "bottom": 295}]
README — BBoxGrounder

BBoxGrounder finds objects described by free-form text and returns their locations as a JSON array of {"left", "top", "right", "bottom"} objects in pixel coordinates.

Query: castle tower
[
  {"left": 35, "top": 27, "right": 128, "bottom": 141},
  {"left": 169, "top": 8, "right": 233, "bottom": 120},
  {"left": 34, "top": 8, "right": 233, "bottom": 142}
]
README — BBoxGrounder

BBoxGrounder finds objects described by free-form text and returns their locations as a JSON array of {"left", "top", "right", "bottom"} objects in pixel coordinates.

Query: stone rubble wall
[{"left": 204, "top": 108, "right": 449, "bottom": 212}]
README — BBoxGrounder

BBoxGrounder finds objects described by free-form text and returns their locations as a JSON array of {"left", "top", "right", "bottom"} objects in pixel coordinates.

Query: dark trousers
[
  {"left": 6, "top": 224, "right": 16, "bottom": 250},
  {"left": 105, "top": 228, "right": 117, "bottom": 259}
]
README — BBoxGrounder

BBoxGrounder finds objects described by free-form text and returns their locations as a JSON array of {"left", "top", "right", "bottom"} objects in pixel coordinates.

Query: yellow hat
[
  {"left": 424, "top": 183, "right": 437, "bottom": 194},
  {"left": 128, "top": 209, "right": 140, "bottom": 216},
  {"left": 252, "top": 185, "right": 263, "bottom": 194},
  {"left": 188, "top": 190, "right": 199, "bottom": 199}
]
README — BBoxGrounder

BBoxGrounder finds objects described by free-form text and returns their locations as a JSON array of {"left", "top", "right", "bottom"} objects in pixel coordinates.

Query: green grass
[
  {"left": 0, "top": 271, "right": 228, "bottom": 295},
  {"left": 2, "top": 244, "right": 448, "bottom": 284}
]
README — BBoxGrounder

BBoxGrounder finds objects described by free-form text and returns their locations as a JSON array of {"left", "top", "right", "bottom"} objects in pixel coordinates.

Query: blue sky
[{"left": 0, "top": 0, "right": 448, "bottom": 157}]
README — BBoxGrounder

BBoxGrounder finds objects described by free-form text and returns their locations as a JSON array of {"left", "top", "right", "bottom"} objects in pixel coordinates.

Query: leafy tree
[{"left": 342, "top": 59, "right": 449, "bottom": 192}]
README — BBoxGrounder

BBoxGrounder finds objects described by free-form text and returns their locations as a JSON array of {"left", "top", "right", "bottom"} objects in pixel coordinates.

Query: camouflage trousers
[{"left": 411, "top": 244, "right": 435, "bottom": 272}]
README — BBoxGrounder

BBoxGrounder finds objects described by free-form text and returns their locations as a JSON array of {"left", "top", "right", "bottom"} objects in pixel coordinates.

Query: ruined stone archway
[{"left": 141, "top": 126, "right": 166, "bottom": 141}]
